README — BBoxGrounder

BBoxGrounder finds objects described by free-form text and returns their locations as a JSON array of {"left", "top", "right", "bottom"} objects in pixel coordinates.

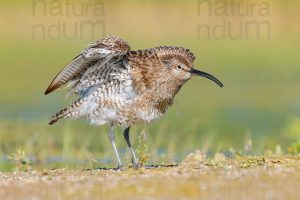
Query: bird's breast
[{"left": 119, "top": 93, "right": 173, "bottom": 125}]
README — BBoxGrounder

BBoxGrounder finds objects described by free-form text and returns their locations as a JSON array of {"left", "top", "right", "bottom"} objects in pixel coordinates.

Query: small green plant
[
  {"left": 287, "top": 141, "right": 300, "bottom": 155},
  {"left": 284, "top": 117, "right": 300, "bottom": 140},
  {"left": 88, "top": 157, "right": 98, "bottom": 169},
  {"left": 7, "top": 149, "right": 31, "bottom": 172},
  {"left": 284, "top": 117, "right": 300, "bottom": 155},
  {"left": 136, "top": 129, "right": 150, "bottom": 167}
]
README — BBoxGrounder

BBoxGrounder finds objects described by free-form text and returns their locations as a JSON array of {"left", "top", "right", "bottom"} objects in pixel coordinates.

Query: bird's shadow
[{"left": 83, "top": 164, "right": 178, "bottom": 171}]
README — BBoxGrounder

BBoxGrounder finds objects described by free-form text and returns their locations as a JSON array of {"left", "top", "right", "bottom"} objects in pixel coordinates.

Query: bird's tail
[{"left": 49, "top": 98, "right": 87, "bottom": 125}]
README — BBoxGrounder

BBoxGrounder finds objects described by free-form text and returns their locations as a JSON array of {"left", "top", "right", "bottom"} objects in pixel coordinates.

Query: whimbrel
[{"left": 45, "top": 35, "right": 223, "bottom": 169}]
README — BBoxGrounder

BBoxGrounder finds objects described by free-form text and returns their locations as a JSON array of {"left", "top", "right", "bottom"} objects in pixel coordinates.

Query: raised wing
[{"left": 44, "top": 35, "right": 130, "bottom": 95}]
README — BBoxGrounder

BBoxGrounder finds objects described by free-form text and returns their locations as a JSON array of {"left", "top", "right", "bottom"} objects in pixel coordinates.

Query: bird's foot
[
  {"left": 132, "top": 160, "right": 141, "bottom": 169},
  {"left": 117, "top": 164, "right": 124, "bottom": 171}
]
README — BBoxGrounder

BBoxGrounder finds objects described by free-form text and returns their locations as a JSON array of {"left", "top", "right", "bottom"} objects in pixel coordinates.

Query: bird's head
[{"left": 155, "top": 46, "right": 223, "bottom": 88}]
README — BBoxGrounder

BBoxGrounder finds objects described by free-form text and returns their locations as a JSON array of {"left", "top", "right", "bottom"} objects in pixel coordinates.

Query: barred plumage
[{"left": 45, "top": 35, "right": 223, "bottom": 168}]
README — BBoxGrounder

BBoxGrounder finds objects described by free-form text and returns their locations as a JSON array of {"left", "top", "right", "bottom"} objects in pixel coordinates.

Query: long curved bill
[{"left": 190, "top": 68, "right": 223, "bottom": 88}]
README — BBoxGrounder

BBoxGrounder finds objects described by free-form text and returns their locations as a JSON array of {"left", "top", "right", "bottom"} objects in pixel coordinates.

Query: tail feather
[
  {"left": 48, "top": 108, "right": 68, "bottom": 125},
  {"left": 48, "top": 98, "right": 87, "bottom": 125}
]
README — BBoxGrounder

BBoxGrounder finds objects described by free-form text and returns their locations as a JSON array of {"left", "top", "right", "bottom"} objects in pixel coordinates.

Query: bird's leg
[
  {"left": 108, "top": 125, "right": 123, "bottom": 169},
  {"left": 123, "top": 127, "right": 139, "bottom": 168}
]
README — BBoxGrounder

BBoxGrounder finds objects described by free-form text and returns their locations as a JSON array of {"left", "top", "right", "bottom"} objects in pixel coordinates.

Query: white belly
[
  {"left": 88, "top": 107, "right": 117, "bottom": 125},
  {"left": 85, "top": 79, "right": 136, "bottom": 126},
  {"left": 135, "top": 107, "right": 163, "bottom": 124}
]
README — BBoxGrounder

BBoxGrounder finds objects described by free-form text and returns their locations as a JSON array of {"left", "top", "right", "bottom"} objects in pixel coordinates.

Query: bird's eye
[{"left": 177, "top": 65, "right": 182, "bottom": 69}]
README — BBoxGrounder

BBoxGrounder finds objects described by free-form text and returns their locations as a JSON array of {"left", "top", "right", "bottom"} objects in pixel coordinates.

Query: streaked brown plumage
[{"left": 45, "top": 35, "right": 223, "bottom": 169}]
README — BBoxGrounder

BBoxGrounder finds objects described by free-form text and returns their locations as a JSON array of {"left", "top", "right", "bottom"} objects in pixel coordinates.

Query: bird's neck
[{"left": 155, "top": 76, "right": 185, "bottom": 99}]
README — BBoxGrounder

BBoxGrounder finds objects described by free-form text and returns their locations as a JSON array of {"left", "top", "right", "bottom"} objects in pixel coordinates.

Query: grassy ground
[{"left": 1, "top": 152, "right": 300, "bottom": 200}]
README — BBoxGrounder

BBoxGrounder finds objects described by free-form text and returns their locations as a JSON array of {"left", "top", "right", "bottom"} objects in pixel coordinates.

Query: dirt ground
[{"left": 1, "top": 152, "right": 300, "bottom": 200}]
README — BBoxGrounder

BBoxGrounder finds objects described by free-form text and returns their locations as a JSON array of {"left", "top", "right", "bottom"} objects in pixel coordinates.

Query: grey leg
[
  {"left": 108, "top": 125, "right": 123, "bottom": 169},
  {"left": 123, "top": 127, "right": 139, "bottom": 168}
]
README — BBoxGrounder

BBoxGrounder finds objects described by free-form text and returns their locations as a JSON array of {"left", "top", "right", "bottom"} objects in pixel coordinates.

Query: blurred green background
[{"left": 0, "top": 0, "right": 300, "bottom": 171}]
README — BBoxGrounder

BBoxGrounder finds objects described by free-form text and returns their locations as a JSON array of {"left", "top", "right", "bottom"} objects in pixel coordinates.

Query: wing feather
[{"left": 44, "top": 35, "right": 130, "bottom": 95}]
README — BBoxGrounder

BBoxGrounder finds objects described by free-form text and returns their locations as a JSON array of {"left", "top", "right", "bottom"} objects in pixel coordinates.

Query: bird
[{"left": 44, "top": 35, "right": 223, "bottom": 169}]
